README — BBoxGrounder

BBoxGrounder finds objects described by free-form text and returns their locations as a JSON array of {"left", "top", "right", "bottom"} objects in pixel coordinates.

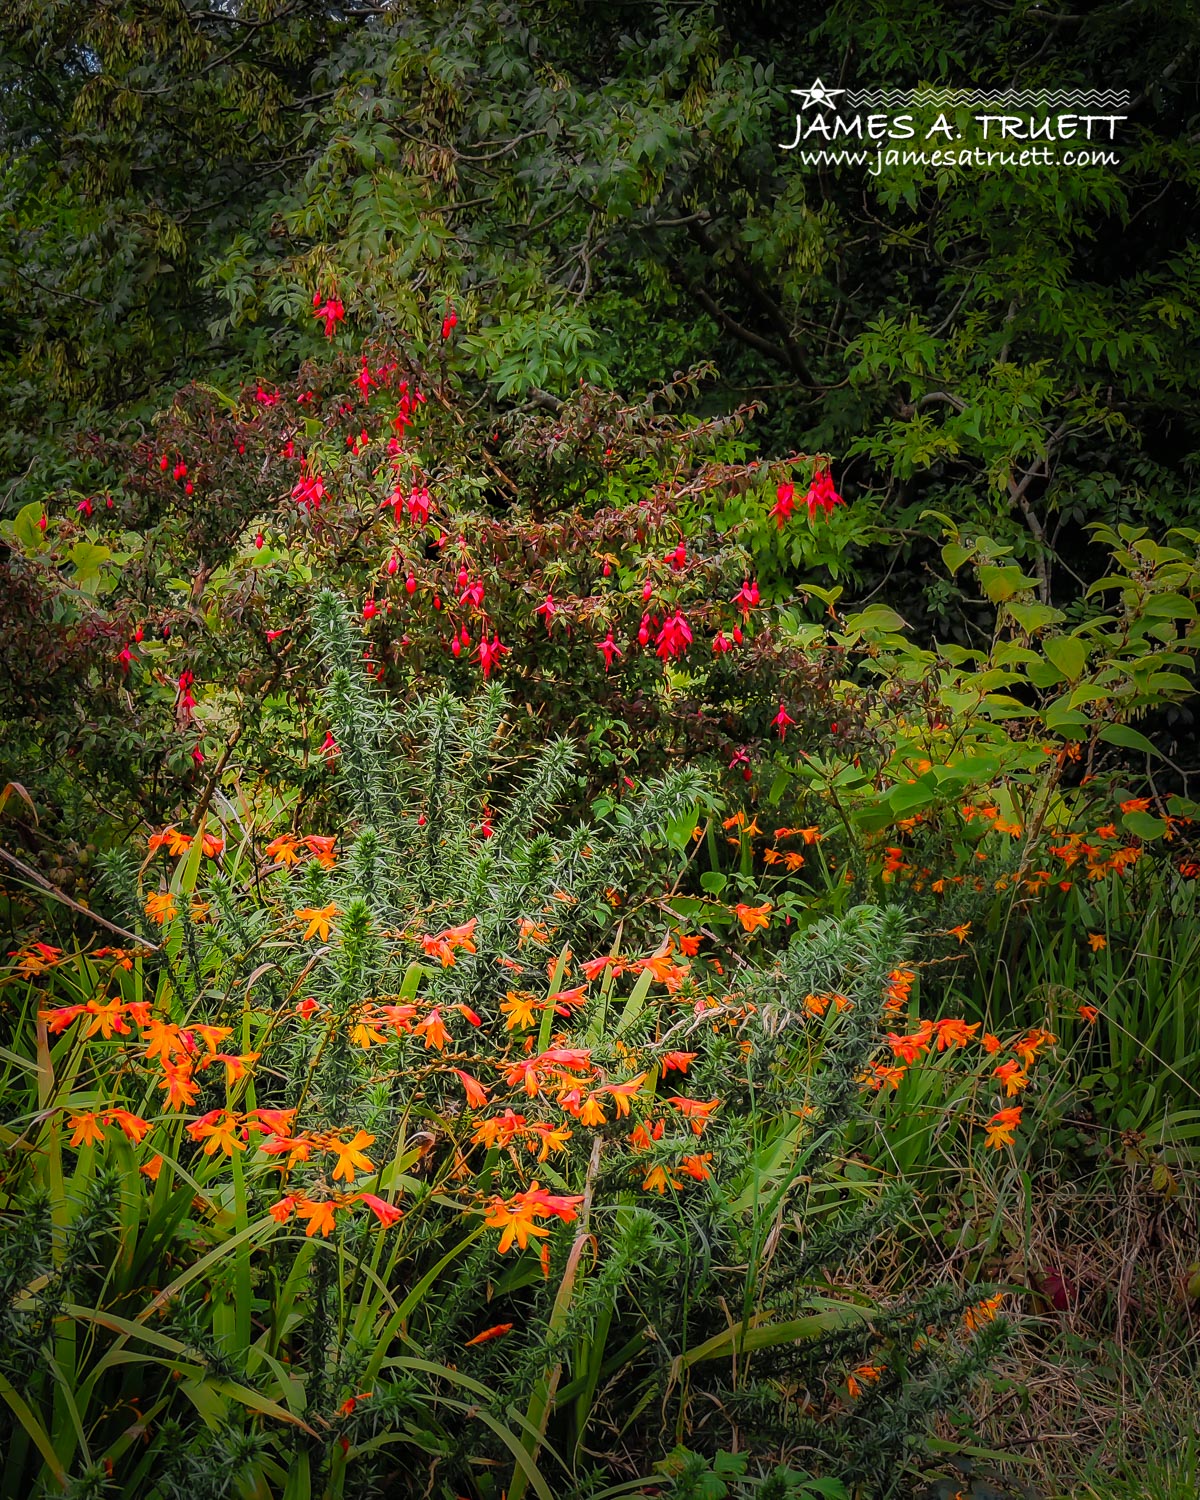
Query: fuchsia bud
[
  {"left": 405, "top": 572, "right": 416, "bottom": 595},
  {"left": 386, "top": 552, "right": 399, "bottom": 576}
]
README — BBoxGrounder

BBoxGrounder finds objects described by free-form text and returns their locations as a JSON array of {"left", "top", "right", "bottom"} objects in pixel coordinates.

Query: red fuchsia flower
[
  {"left": 159, "top": 454, "right": 169, "bottom": 471},
  {"left": 405, "top": 571, "right": 417, "bottom": 595},
  {"left": 655, "top": 610, "right": 693, "bottom": 660},
  {"left": 321, "top": 730, "right": 340, "bottom": 766},
  {"left": 773, "top": 701, "right": 796, "bottom": 740},
  {"left": 668, "top": 541, "right": 687, "bottom": 570},
  {"left": 362, "top": 598, "right": 379, "bottom": 620},
  {"left": 254, "top": 533, "right": 264, "bottom": 549},
  {"left": 477, "top": 634, "right": 508, "bottom": 679},
  {"left": 732, "top": 625, "right": 744, "bottom": 645},
  {"left": 441, "top": 307, "right": 458, "bottom": 339},
  {"left": 734, "top": 578, "right": 760, "bottom": 618},
  {"left": 459, "top": 576, "right": 484, "bottom": 610},
  {"left": 712, "top": 630, "right": 732, "bottom": 654},
  {"left": 191, "top": 744, "right": 205, "bottom": 766},
  {"left": 597, "top": 630, "right": 621, "bottom": 671},
  {"left": 355, "top": 357, "right": 375, "bottom": 401},
  {"left": 313, "top": 292, "right": 345, "bottom": 339},
  {"left": 292, "top": 471, "right": 326, "bottom": 513},
  {"left": 254, "top": 384, "right": 279, "bottom": 406},
  {"left": 637, "top": 613, "right": 652, "bottom": 646},
  {"left": 770, "top": 482, "right": 795, "bottom": 529},
  {"left": 76, "top": 497, "right": 94, "bottom": 518},
  {"left": 38, "top": 514, "right": 47, "bottom": 531},
  {"left": 406, "top": 485, "right": 431, "bottom": 524},
  {"left": 385, "top": 552, "right": 399, "bottom": 576},
  {"left": 536, "top": 592, "right": 559, "bottom": 630},
  {"left": 281, "top": 439, "right": 295, "bottom": 459},
  {"left": 118, "top": 645, "right": 133, "bottom": 672},
  {"left": 173, "top": 463, "right": 188, "bottom": 481},
  {"left": 804, "top": 461, "right": 844, "bottom": 521}
]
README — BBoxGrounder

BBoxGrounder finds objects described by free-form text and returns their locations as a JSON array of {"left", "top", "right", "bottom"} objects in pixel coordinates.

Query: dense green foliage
[{"left": 2, "top": 3, "right": 1200, "bottom": 1497}]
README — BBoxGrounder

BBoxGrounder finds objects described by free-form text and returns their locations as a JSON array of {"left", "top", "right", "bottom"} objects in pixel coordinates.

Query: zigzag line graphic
[{"left": 842, "top": 89, "right": 1130, "bottom": 108}]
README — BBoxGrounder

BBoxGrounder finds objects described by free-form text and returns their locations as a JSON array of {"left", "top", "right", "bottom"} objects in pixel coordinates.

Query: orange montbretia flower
[
  {"left": 265, "top": 833, "right": 304, "bottom": 866},
  {"left": 295, "top": 1197, "right": 339, "bottom": 1237},
  {"left": 144, "top": 892, "right": 178, "bottom": 925},
  {"left": 641, "top": 1163, "right": 682, "bottom": 1194},
  {"left": 158, "top": 1061, "right": 199, "bottom": 1110},
  {"left": 452, "top": 1069, "right": 490, "bottom": 1109},
  {"left": 192, "top": 1023, "right": 234, "bottom": 1055},
  {"left": 501, "top": 991, "right": 542, "bottom": 1030},
  {"left": 886, "top": 1019, "right": 933, "bottom": 1064},
  {"left": 207, "top": 1051, "right": 260, "bottom": 1083},
  {"left": 355, "top": 1192, "right": 402, "bottom": 1227},
  {"left": 295, "top": 903, "right": 338, "bottom": 941},
  {"left": 666, "top": 1096, "right": 721, "bottom": 1135},
  {"left": 12, "top": 942, "right": 65, "bottom": 977},
  {"left": 414, "top": 1006, "right": 451, "bottom": 1051},
  {"left": 187, "top": 1110, "right": 246, "bottom": 1156},
  {"left": 67, "top": 1112, "right": 105, "bottom": 1148},
  {"left": 485, "top": 1181, "right": 583, "bottom": 1253},
  {"left": 464, "top": 1323, "right": 513, "bottom": 1347},
  {"left": 846, "top": 1363, "right": 883, "bottom": 1398},
  {"left": 883, "top": 968, "right": 915, "bottom": 1015},
  {"left": 984, "top": 1106, "right": 1022, "bottom": 1149},
  {"left": 963, "top": 1293, "right": 1004, "bottom": 1332},
  {"left": 930, "top": 1018, "right": 979, "bottom": 1050},
  {"left": 304, "top": 834, "right": 338, "bottom": 868},
  {"left": 148, "top": 826, "right": 192, "bottom": 857},
  {"left": 659, "top": 1051, "right": 696, "bottom": 1074},
  {"left": 992, "top": 1060, "right": 1028, "bottom": 1097},
  {"left": 1012, "top": 1027, "right": 1056, "bottom": 1067},
  {"left": 325, "top": 1130, "right": 376, "bottom": 1183},
  {"left": 105, "top": 1108, "right": 152, "bottom": 1144},
  {"left": 733, "top": 902, "right": 772, "bottom": 933}
]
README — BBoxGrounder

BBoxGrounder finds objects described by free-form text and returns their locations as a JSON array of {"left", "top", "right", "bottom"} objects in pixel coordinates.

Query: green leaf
[
  {"left": 940, "top": 542, "right": 973, "bottom": 575},
  {"left": 1007, "top": 600, "right": 1064, "bottom": 633},
  {"left": 1123, "top": 810, "right": 1167, "bottom": 840},
  {"left": 1097, "top": 723, "right": 1161, "bottom": 757},
  {"left": 1043, "top": 634, "right": 1088, "bottom": 682},
  {"left": 978, "top": 564, "right": 1036, "bottom": 602}
]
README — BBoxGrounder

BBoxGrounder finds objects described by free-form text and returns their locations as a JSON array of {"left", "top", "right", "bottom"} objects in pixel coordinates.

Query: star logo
[{"left": 790, "top": 77, "right": 846, "bottom": 111}]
